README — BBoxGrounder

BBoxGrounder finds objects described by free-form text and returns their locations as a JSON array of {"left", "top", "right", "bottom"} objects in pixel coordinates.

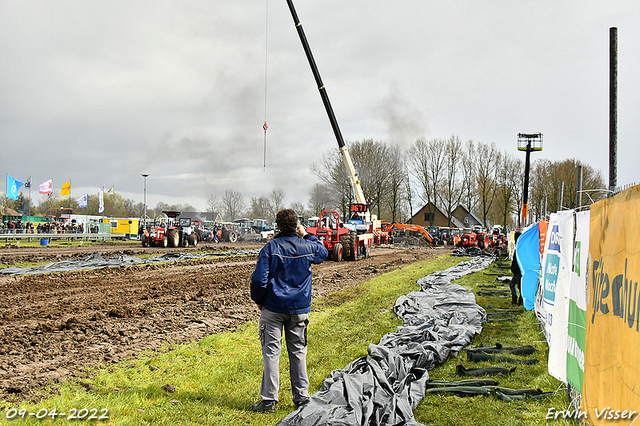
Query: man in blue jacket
[{"left": 250, "top": 209, "right": 328, "bottom": 413}]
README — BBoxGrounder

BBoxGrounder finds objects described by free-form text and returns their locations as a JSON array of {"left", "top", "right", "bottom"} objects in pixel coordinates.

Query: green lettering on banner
[
  {"left": 574, "top": 241, "right": 581, "bottom": 277},
  {"left": 566, "top": 299, "right": 586, "bottom": 391}
]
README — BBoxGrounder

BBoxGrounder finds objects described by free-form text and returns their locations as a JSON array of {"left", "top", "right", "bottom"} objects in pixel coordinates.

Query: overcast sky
[{"left": 2, "top": 0, "right": 638, "bottom": 212}]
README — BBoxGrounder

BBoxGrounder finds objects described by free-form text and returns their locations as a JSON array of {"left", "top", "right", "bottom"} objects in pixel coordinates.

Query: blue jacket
[{"left": 250, "top": 233, "right": 328, "bottom": 314}]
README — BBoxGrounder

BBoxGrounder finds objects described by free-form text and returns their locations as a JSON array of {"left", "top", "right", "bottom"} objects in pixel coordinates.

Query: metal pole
[
  {"left": 609, "top": 27, "right": 617, "bottom": 194},
  {"left": 522, "top": 141, "right": 532, "bottom": 226},
  {"left": 141, "top": 173, "right": 148, "bottom": 228},
  {"left": 558, "top": 181, "right": 564, "bottom": 211},
  {"left": 576, "top": 165, "right": 583, "bottom": 209}
]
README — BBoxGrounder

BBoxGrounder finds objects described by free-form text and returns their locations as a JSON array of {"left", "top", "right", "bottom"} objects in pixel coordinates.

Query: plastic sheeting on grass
[
  {"left": 276, "top": 255, "right": 495, "bottom": 426},
  {"left": 0, "top": 249, "right": 260, "bottom": 276}
]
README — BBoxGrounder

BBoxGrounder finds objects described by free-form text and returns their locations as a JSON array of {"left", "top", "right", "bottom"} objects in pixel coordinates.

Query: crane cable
[{"left": 262, "top": 0, "right": 269, "bottom": 171}]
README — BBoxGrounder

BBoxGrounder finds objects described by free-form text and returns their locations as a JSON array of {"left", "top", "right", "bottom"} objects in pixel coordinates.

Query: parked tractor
[
  {"left": 306, "top": 205, "right": 374, "bottom": 262},
  {"left": 141, "top": 211, "right": 197, "bottom": 248},
  {"left": 459, "top": 228, "right": 478, "bottom": 248}
]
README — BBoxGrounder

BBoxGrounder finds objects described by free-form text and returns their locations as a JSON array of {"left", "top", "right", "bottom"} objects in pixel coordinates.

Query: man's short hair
[{"left": 276, "top": 209, "right": 298, "bottom": 234}]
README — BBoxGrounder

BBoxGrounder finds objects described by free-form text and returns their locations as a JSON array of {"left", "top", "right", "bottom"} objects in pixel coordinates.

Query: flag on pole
[
  {"left": 107, "top": 186, "right": 114, "bottom": 194},
  {"left": 6, "top": 174, "right": 24, "bottom": 200},
  {"left": 39, "top": 179, "right": 53, "bottom": 194},
  {"left": 61, "top": 181, "right": 71, "bottom": 197},
  {"left": 99, "top": 186, "right": 105, "bottom": 213},
  {"left": 77, "top": 194, "right": 88, "bottom": 208}
]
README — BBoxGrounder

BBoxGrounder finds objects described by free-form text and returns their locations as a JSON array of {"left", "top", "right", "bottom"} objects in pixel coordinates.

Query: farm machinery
[{"left": 141, "top": 211, "right": 197, "bottom": 248}]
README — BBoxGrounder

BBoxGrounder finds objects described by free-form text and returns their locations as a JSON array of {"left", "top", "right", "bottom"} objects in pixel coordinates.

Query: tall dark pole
[
  {"left": 576, "top": 165, "right": 583, "bottom": 209},
  {"left": 522, "top": 142, "right": 532, "bottom": 226},
  {"left": 285, "top": 0, "right": 345, "bottom": 149},
  {"left": 609, "top": 27, "right": 617, "bottom": 193}
]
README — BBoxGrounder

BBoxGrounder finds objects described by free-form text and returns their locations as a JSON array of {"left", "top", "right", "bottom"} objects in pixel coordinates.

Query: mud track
[{"left": 0, "top": 242, "right": 445, "bottom": 402}]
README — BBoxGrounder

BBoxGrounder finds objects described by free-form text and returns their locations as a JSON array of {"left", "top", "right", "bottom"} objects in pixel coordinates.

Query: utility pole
[{"left": 609, "top": 27, "right": 618, "bottom": 194}]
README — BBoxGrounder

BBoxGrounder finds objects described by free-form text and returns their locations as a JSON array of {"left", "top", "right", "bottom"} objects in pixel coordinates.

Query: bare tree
[
  {"left": 289, "top": 201, "right": 306, "bottom": 217},
  {"left": 460, "top": 139, "right": 478, "bottom": 215},
  {"left": 307, "top": 183, "right": 333, "bottom": 217},
  {"left": 249, "top": 196, "right": 271, "bottom": 219},
  {"left": 475, "top": 141, "right": 502, "bottom": 227},
  {"left": 384, "top": 148, "right": 407, "bottom": 223},
  {"left": 221, "top": 190, "right": 245, "bottom": 221},
  {"left": 408, "top": 137, "right": 446, "bottom": 225},
  {"left": 438, "top": 135, "right": 464, "bottom": 226},
  {"left": 349, "top": 139, "right": 390, "bottom": 218},
  {"left": 206, "top": 195, "right": 219, "bottom": 214},
  {"left": 495, "top": 152, "right": 522, "bottom": 229},
  {"left": 269, "top": 188, "right": 287, "bottom": 217},
  {"left": 311, "top": 150, "right": 351, "bottom": 215}
]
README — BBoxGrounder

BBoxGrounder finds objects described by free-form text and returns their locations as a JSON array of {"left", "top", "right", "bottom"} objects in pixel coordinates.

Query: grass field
[{"left": 0, "top": 254, "right": 575, "bottom": 425}]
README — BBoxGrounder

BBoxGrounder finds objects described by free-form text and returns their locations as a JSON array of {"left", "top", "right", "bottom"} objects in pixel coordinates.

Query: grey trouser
[{"left": 259, "top": 308, "right": 309, "bottom": 403}]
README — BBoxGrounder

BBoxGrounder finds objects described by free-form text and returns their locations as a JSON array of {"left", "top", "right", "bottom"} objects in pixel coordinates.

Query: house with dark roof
[
  {"left": 451, "top": 205, "right": 483, "bottom": 228},
  {"left": 409, "top": 202, "right": 463, "bottom": 228}
]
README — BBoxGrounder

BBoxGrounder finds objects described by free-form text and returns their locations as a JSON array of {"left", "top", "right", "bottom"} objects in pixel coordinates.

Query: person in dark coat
[
  {"left": 510, "top": 231, "right": 523, "bottom": 305},
  {"left": 250, "top": 209, "right": 328, "bottom": 413}
]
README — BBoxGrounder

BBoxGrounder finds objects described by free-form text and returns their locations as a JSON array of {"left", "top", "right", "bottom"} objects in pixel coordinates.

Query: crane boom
[{"left": 285, "top": 0, "right": 367, "bottom": 205}]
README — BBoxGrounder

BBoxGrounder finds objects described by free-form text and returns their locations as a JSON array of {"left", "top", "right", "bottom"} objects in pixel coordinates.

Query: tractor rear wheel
[
  {"left": 142, "top": 238, "right": 148, "bottom": 247},
  {"left": 167, "top": 229, "right": 179, "bottom": 247},
  {"left": 340, "top": 234, "right": 351, "bottom": 260},
  {"left": 348, "top": 230, "right": 357, "bottom": 260},
  {"left": 227, "top": 230, "right": 238, "bottom": 243},
  {"left": 333, "top": 243, "right": 343, "bottom": 262}
]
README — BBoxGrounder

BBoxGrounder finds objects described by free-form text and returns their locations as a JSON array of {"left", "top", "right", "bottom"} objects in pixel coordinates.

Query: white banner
[
  {"left": 543, "top": 211, "right": 574, "bottom": 382},
  {"left": 98, "top": 186, "right": 104, "bottom": 213},
  {"left": 76, "top": 194, "right": 88, "bottom": 208},
  {"left": 566, "top": 210, "right": 589, "bottom": 392}
]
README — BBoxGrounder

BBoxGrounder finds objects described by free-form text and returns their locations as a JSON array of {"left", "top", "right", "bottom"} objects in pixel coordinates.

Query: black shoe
[
  {"left": 251, "top": 400, "right": 276, "bottom": 413},
  {"left": 294, "top": 397, "right": 310, "bottom": 408}
]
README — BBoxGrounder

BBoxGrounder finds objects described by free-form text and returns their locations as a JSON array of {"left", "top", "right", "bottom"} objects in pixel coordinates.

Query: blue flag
[
  {"left": 6, "top": 174, "right": 24, "bottom": 200},
  {"left": 515, "top": 224, "right": 541, "bottom": 311}
]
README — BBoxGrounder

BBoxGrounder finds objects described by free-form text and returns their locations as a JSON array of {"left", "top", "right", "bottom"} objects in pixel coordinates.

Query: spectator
[{"left": 249, "top": 209, "right": 328, "bottom": 413}]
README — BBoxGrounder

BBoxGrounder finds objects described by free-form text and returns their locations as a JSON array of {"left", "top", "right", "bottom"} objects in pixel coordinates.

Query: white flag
[
  {"left": 77, "top": 194, "right": 88, "bottom": 208},
  {"left": 99, "top": 186, "right": 104, "bottom": 213},
  {"left": 39, "top": 179, "right": 53, "bottom": 194}
]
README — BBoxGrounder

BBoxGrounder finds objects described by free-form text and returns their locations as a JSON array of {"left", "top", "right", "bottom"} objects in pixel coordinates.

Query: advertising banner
[
  {"left": 582, "top": 185, "right": 640, "bottom": 424},
  {"left": 516, "top": 224, "right": 540, "bottom": 311},
  {"left": 543, "top": 211, "right": 574, "bottom": 382},
  {"left": 566, "top": 210, "right": 590, "bottom": 392}
]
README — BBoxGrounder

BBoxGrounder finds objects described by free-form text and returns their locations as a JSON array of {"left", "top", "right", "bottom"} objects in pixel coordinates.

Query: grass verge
[{"left": 1, "top": 255, "right": 573, "bottom": 425}]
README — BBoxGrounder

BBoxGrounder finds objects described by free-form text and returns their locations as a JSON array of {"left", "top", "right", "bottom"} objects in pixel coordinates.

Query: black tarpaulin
[
  {"left": 0, "top": 249, "right": 260, "bottom": 276},
  {"left": 276, "top": 256, "right": 495, "bottom": 426}
]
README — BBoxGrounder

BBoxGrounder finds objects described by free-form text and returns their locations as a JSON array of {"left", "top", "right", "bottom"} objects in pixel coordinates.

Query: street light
[
  {"left": 517, "top": 133, "right": 543, "bottom": 226},
  {"left": 141, "top": 173, "right": 149, "bottom": 229}
]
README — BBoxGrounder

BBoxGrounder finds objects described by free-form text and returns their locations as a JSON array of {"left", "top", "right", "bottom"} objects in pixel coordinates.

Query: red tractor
[
  {"left": 306, "top": 211, "right": 350, "bottom": 261},
  {"left": 141, "top": 211, "right": 197, "bottom": 248},
  {"left": 459, "top": 228, "right": 478, "bottom": 248},
  {"left": 306, "top": 206, "right": 374, "bottom": 262}
]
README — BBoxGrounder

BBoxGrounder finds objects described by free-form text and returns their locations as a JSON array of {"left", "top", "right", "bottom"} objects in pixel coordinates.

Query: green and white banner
[{"left": 566, "top": 210, "right": 589, "bottom": 392}]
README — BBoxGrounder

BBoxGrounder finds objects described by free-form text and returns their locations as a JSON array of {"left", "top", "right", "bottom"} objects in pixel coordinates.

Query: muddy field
[{"left": 0, "top": 241, "right": 446, "bottom": 402}]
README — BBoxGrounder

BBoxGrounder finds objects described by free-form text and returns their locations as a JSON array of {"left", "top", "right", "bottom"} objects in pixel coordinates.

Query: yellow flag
[{"left": 61, "top": 181, "right": 71, "bottom": 196}]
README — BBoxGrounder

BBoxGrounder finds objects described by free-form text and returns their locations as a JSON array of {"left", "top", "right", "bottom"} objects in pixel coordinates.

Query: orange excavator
[{"left": 381, "top": 223, "right": 434, "bottom": 244}]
